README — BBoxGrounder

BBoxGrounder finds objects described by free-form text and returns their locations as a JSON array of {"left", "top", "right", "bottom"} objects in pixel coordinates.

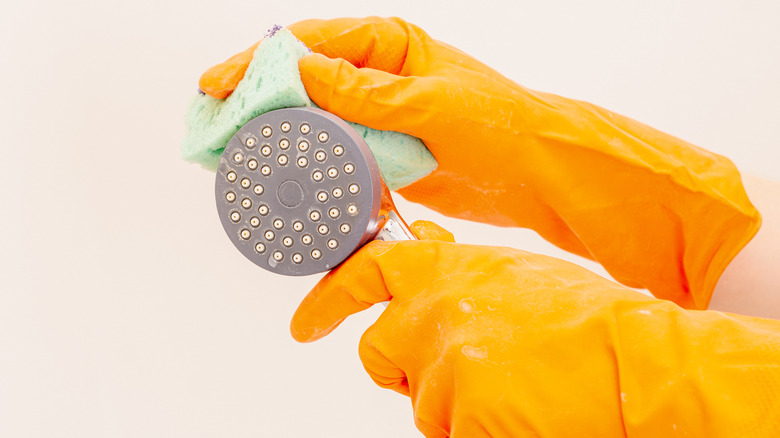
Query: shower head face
[{"left": 215, "top": 107, "right": 382, "bottom": 276}]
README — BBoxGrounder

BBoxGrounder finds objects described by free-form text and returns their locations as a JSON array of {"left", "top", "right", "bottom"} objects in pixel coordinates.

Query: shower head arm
[{"left": 370, "top": 178, "right": 416, "bottom": 242}]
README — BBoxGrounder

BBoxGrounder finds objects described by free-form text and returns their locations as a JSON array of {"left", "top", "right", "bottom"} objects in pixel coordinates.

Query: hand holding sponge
[{"left": 183, "top": 27, "right": 437, "bottom": 190}]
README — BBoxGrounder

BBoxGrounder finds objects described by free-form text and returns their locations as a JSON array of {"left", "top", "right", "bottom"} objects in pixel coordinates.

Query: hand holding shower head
[{"left": 215, "top": 107, "right": 415, "bottom": 276}]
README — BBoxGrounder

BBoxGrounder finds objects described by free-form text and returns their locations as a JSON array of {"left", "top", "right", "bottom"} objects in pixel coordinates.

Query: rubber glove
[
  {"left": 199, "top": 17, "right": 761, "bottom": 309},
  {"left": 291, "top": 221, "right": 780, "bottom": 437}
]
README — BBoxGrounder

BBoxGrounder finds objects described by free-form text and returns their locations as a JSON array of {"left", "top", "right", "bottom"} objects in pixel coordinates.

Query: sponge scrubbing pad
[{"left": 182, "top": 28, "right": 437, "bottom": 190}]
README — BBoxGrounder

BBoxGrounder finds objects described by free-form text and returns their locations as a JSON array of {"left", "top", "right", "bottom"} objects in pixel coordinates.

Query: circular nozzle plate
[{"left": 215, "top": 107, "right": 382, "bottom": 276}]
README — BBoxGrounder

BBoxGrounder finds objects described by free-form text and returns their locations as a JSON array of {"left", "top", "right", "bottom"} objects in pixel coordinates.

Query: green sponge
[{"left": 182, "top": 28, "right": 437, "bottom": 190}]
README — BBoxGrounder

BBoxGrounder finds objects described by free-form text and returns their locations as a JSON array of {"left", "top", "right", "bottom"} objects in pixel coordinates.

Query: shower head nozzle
[{"left": 215, "top": 107, "right": 408, "bottom": 276}]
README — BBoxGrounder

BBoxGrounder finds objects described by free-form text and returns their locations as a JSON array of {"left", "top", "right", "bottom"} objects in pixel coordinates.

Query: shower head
[{"left": 215, "top": 107, "right": 415, "bottom": 276}]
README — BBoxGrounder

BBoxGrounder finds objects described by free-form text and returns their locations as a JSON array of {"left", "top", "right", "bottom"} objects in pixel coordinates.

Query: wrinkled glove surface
[{"left": 291, "top": 221, "right": 780, "bottom": 438}]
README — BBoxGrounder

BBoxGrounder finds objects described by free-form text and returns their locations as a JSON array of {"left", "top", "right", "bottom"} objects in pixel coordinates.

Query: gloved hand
[
  {"left": 199, "top": 17, "right": 761, "bottom": 309},
  {"left": 291, "top": 221, "right": 780, "bottom": 437}
]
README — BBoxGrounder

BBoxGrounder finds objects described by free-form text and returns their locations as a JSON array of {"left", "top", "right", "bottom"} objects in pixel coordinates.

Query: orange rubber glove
[
  {"left": 291, "top": 221, "right": 780, "bottom": 437},
  {"left": 199, "top": 17, "right": 761, "bottom": 309}
]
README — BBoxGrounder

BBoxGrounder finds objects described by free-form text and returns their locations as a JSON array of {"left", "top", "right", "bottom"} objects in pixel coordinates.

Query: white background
[{"left": 1, "top": 0, "right": 778, "bottom": 436}]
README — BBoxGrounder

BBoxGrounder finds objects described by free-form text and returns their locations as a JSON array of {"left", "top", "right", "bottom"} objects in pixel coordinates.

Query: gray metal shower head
[{"left": 215, "top": 107, "right": 415, "bottom": 276}]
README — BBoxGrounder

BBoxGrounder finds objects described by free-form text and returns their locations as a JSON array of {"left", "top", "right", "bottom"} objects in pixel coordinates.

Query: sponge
[{"left": 182, "top": 28, "right": 437, "bottom": 190}]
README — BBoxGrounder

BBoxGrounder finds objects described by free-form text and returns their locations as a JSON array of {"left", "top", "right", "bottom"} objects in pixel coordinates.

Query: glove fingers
[
  {"left": 358, "top": 326, "right": 410, "bottom": 396},
  {"left": 409, "top": 220, "right": 455, "bottom": 242},
  {"left": 290, "top": 240, "right": 398, "bottom": 342},
  {"left": 289, "top": 17, "right": 420, "bottom": 75},
  {"left": 355, "top": 298, "right": 451, "bottom": 438},
  {"left": 299, "top": 53, "right": 440, "bottom": 134},
  {"left": 199, "top": 17, "right": 424, "bottom": 99},
  {"left": 291, "top": 222, "right": 455, "bottom": 342}
]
